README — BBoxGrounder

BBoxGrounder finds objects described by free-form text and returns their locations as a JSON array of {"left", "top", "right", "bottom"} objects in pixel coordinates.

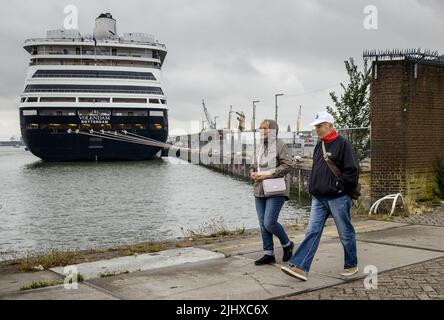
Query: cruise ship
[{"left": 19, "top": 13, "right": 168, "bottom": 161}]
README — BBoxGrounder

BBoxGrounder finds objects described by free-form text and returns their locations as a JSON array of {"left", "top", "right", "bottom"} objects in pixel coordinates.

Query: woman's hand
[{"left": 254, "top": 172, "right": 273, "bottom": 181}]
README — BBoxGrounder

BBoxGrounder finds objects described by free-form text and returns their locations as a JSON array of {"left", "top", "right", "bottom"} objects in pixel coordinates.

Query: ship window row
[
  {"left": 22, "top": 97, "right": 167, "bottom": 104},
  {"left": 30, "top": 46, "right": 160, "bottom": 60},
  {"left": 23, "top": 109, "right": 165, "bottom": 117},
  {"left": 32, "top": 70, "right": 157, "bottom": 81},
  {"left": 30, "top": 59, "right": 161, "bottom": 68},
  {"left": 24, "top": 85, "right": 164, "bottom": 95},
  {"left": 25, "top": 123, "right": 164, "bottom": 131}
]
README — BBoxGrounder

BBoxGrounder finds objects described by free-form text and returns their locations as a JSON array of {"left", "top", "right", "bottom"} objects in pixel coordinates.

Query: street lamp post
[
  {"left": 252, "top": 100, "right": 260, "bottom": 161},
  {"left": 214, "top": 116, "right": 220, "bottom": 129},
  {"left": 275, "top": 93, "right": 284, "bottom": 123},
  {"left": 228, "top": 106, "right": 234, "bottom": 130}
]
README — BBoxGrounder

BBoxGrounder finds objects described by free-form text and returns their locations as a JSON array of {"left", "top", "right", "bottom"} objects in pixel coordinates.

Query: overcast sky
[{"left": 1, "top": 0, "right": 443, "bottom": 139}]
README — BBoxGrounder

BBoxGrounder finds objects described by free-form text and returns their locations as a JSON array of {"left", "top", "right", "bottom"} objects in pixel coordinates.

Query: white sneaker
[{"left": 341, "top": 266, "right": 359, "bottom": 277}]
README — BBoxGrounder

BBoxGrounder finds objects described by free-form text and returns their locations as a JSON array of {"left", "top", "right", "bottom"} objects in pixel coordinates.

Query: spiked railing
[{"left": 363, "top": 48, "right": 442, "bottom": 63}]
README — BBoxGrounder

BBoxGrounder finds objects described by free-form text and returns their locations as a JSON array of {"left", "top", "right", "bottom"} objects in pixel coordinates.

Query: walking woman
[{"left": 250, "top": 119, "right": 294, "bottom": 265}]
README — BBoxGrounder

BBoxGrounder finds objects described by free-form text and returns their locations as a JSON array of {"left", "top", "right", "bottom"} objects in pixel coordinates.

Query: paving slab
[
  {"left": 50, "top": 247, "right": 225, "bottom": 280},
  {"left": 244, "top": 237, "right": 443, "bottom": 281},
  {"left": 203, "top": 220, "right": 408, "bottom": 257},
  {"left": 89, "top": 256, "right": 342, "bottom": 300},
  {"left": 357, "top": 225, "right": 444, "bottom": 252},
  {"left": 1, "top": 283, "right": 118, "bottom": 300},
  {"left": 3, "top": 220, "right": 440, "bottom": 300},
  {"left": 0, "top": 271, "right": 61, "bottom": 296},
  {"left": 394, "top": 210, "right": 444, "bottom": 226},
  {"left": 285, "top": 257, "right": 444, "bottom": 300},
  {"left": 203, "top": 231, "right": 306, "bottom": 257},
  {"left": 203, "top": 220, "right": 406, "bottom": 257},
  {"left": 339, "top": 220, "right": 408, "bottom": 234}
]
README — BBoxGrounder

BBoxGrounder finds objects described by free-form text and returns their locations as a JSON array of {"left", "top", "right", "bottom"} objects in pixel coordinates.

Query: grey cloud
[{"left": 1, "top": 0, "right": 444, "bottom": 137}]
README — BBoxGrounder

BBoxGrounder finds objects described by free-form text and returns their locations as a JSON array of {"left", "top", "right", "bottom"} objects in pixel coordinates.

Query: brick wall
[{"left": 371, "top": 59, "right": 444, "bottom": 203}]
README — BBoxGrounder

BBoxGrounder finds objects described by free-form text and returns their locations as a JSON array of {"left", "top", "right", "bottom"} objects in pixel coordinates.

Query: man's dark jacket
[{"left": 309, "top": 135, "right": 360, "bottom": 198}]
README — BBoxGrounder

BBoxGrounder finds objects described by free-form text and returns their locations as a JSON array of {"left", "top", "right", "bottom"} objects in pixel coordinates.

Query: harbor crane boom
[{"left": 202, "top": 99, "right": 216, "bottom": 130}]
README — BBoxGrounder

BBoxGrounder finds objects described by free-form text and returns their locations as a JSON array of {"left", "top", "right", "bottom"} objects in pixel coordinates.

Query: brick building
[{"left": 369, "top": 52, "right": 444, "bottom": 203}]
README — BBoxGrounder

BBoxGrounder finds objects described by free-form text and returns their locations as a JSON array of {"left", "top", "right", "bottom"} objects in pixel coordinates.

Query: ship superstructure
[{"left": 19, "top": 13, "right": 168, "bottom": 161}]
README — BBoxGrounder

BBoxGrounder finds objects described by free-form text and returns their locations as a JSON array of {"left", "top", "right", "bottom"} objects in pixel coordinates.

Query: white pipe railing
[{"left": 368, "top": 193, "right": 406, "bottom": 216}]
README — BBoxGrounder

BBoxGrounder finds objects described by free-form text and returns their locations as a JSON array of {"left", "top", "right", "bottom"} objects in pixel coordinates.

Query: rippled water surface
[{"left": 0, "top": 147, "right": 310, "bottom": 260}]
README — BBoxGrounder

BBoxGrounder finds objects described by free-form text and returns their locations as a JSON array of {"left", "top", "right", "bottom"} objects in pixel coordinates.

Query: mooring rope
[
  {"left": 67, "top": 129, "right": 199, "bottom": 152},
  {"left": 92, "top": 130, "right": 167, "bottom": 148},
  {"left": 66, "top": 129, "right": 263, "bottom": 162}
]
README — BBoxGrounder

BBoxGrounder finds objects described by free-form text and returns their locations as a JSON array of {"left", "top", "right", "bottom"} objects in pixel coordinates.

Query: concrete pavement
[{"left": 1, "top": 216, "right": 443, "bottom": 300}]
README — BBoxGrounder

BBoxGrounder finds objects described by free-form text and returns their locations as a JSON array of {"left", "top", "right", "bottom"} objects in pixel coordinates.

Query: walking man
[{"left": 281, "top": 111, "right": 360, "bottom": 281}]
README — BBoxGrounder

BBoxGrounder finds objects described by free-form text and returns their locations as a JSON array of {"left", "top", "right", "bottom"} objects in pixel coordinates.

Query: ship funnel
[{"left": 94, "top": 13, "right": 117, "bottom": 40}]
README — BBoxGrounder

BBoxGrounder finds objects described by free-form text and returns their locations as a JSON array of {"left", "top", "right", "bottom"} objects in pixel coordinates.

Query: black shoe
[
  {"left": 254, "top": 255, "right": 276, "bottom": 266},
  {"left": 282, "top": 242, "right": 294, "bottom": 262}
]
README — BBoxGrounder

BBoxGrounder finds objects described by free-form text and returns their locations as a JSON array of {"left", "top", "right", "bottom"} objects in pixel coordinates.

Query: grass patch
[
  {"left": 99, "top": 270, "right": 130, "bottom": 278},
  {"left": 2, "top": 224, "right": 262, "bottom": 274},
  {"left": 20, "top": 273, "right": 84, "bottom": 291},
  {"left": 19, "top": 249, "right": 77, "bottom": 272},
  {"left": 367, "top": 214, "right": 397, "bottom": 222},
  {"left": 76, "top": 273, "right": 85, "bottom": 283},
  {"left": 119, "top": 242, "right": 168, "bottom": 256},
  {"left": 20, "top": 280, "right": 63, "bottom": 291},
  {"left": 182, "top": 217, "right": 246, "bottom": 239}
]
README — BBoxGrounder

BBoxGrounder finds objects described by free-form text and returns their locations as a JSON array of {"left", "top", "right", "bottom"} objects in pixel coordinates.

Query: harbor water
[{"left": 0, "top": 147, "right": 310, "bottom": 261}]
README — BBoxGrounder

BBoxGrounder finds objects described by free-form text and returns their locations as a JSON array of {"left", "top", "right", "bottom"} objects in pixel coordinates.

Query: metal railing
[
  {"left": 25, "top": 89, "right": 163, "bottom": 94},
  {"left": 33, "top": 74, "right": 156, "bottom": 80},
  {"left": 28, "top": 61, "right": 161, "bottom": 68},
  {"left": 32, "top": 51, "right": 160, "bottom": 60},
  {"left": 24, "top": 37, "right": 167, "bottom": 50}
]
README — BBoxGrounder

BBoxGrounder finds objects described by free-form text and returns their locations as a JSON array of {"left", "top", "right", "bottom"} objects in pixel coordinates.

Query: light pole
[
  {"left": 252, "top": 100, "right": 260, "bottom": 161},
  {"left": 227, "top": 106, "right": 234, "bottom": 130},
  {"left": 275, "top": 93, "right": 284, "bottom": 123}
]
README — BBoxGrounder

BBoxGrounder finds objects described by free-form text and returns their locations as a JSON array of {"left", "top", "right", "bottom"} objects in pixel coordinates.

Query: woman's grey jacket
[{"left": 250, "top": 139, "right": 294, "bottom": 200}]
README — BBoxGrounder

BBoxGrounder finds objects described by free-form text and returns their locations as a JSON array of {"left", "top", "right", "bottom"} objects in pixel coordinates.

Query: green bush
[{"left": 436, "top": 159, "right": 444, "bottom": 199}]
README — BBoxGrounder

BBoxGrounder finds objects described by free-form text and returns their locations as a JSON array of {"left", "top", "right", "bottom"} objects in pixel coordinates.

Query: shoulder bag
[{"left": 321, "top": 141, "right": 361, "bottom": 200}]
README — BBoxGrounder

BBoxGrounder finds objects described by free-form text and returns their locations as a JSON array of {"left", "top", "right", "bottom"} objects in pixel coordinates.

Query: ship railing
[
  {"left": 28, "top": 61, "right": 161, "bottom": 69},
  {"left": 33, "top": 74, "right": 156, "bottom": 80},
  {"left": 36, "top": 51, "right": 157, "bottom": 59},
  {"left": 24, "top": 38, "right": 167, "bottom": 49},
  {"left": 25, "top": 89, "right": 163, "bottom": 94}
]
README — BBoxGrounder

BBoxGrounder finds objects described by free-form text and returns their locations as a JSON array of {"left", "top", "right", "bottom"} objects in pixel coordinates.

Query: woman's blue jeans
[
  {"left": 288, "top": 194, "right": 358, "bottom": 272},
  {"left": 255, "top": 196, "right": 291, "bottom": 256}
]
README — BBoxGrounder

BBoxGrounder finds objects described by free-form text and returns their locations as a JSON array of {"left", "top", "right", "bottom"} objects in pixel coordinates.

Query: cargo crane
[
  {"left": 236, "top": 112, "right": 246, "bottom": 131},
  {"left": 201, "top": 99, "right": 216, "bottom": 130}
]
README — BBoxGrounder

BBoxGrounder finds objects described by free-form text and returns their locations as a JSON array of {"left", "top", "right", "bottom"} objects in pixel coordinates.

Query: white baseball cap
[{"left": 309, "top": 111, "right": 335, "bottom": 126}]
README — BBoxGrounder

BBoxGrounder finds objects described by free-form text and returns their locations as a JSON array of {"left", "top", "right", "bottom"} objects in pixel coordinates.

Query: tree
[{"left": 326, "top": 58, "right": 371, "bottom": 161}]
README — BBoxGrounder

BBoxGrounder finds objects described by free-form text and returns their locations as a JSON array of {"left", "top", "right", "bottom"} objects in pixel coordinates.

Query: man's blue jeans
[
  {"left": 255, "top": 196, "right": 292, "bottom": 256},
  {"left": 288, "top": 194, "right": 358, "bottom": 272}
]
